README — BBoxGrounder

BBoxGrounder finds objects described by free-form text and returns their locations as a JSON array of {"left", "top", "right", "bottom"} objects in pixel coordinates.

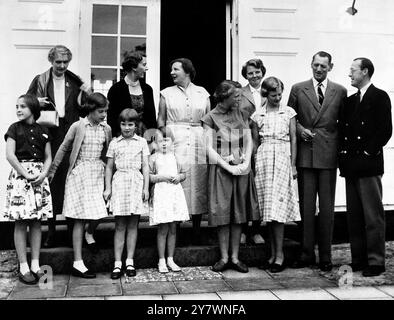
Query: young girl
[
  {"left": 149, "top": 130, "right": 189, "bottom": 273},
  {"left": 48, "top": 92, "right": 111, "bottom": 279},
  {"left": 251, "top": 77, "right": 300, "bottom": 273},
  {"left": 103, "top": 108, "right": 149, "bottom": 279},
  {"left": 3, "top": 94, "right": 53, "bottom": 284}
]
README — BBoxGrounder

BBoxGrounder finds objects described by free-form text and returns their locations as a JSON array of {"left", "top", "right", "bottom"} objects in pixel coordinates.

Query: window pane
[
  {"left": 121, "top": 6, "right": 147, "bottom": 35},
  {"left": 91, "top": 68, "right": 117, "bottom": 96},
  {"left": 92, "top": 5, "right": 118, "bottom": 34},
  {"left": 92, "top": 36, "right": 117, "bottom": 66},
  {"left": 120, "top": 37, "right": 146, "bottom": 62}
]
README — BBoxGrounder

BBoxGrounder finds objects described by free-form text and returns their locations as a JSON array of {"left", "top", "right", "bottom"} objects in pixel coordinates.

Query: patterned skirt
[
  {"left": 63, "top": 159, "right": 108, "bottom": 220},
  {"left": 2, "top": 161, "right": 53, "bottom": 221}
]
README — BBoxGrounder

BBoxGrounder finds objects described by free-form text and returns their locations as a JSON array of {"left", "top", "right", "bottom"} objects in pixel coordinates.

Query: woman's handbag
[{"left": 37, "top": 101, "right": 59, "bottom": 127}]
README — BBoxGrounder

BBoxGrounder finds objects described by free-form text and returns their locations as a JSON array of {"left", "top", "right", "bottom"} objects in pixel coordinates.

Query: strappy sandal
[
  {"left": 125, "top": 265, "right": 136, "bottom": 277},
  {"left": 110, "top": 267, "right": 123, "bottom": 280}
]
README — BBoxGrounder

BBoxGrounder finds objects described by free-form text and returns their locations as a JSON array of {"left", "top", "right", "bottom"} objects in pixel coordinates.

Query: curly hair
[
  {"left": 122, "top": 51, "right": 146, "bottom": 73},
  {"left": 260, "top": 77, "right": 284, "bottom": 97},
  {"left": 48, "top": 45, "right": 72, "bottom": 63},
  {"left": 241, "top": 58, "right": 266, "bottom": 79},
  {"left": 170, "top": 58, "right": 196, "bottom": 81},
  {"left": 213, "top": 80, "right": 242, "bottom": 103}
]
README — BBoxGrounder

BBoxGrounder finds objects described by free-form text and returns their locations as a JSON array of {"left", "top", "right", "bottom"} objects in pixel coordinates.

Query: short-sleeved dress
[
  {"left": 160, "top": 83, "right": 209, "bottom": 216},
  {"left": 149, "top": 152, "right": 189, "bottom": 226},
  {"left": 201, "top": 107, "right": 260, "bottom": 227},
  {"left": 63, "top": 122, "right": 108, "bottom": 220},
  {"left": 106, "top": 135, "right": 149, "bottom": 216},
  {"left": 2, "top": 121, "right": 53, "bottom": 221},
  {"left": 251, "top": 104, "right": 300, "bottom": 223}
]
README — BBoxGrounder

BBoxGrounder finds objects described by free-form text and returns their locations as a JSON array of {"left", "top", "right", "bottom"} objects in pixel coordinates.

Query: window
[{"left": 90, "top": 4, "right": 147, "bottom": 96}]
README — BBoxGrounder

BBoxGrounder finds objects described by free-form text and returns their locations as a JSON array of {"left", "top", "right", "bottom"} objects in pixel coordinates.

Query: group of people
[{"left": 2, "top": 44, "right": 392, "bottom": 285}]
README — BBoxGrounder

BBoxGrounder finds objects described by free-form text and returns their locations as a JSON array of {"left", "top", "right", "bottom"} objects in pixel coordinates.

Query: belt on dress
[{"left": 167, "top": 121, "right": 202, "bottom": 127}]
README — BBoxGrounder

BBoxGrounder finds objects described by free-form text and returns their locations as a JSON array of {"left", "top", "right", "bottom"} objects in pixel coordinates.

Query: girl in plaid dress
[
  {"left": 103, "top": 109, "right": 149, "bottom": 279},
  {"left": 48, "top": 93, "right": 112, "bottom": 278},
  {"left": 3, "top": 94, "right": 53, "bottom": 284},
  {"left": 251, "top": 77, "right": 300, "bottom": 273},
  {"left": 149, "top": 130, "right": 189, "bottom": 273}
]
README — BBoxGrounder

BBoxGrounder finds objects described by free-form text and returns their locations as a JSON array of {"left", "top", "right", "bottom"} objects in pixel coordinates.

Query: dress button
[
  {"left": 345, "top": 137, "right": 348, "bottom": 140},
  {"left": 31, "top": 137, "right": 34, "bottom": 140},
  {"left": 34, "top": 153, "right": 37, "bottom": 156},
  {"left": 345, "top": 123, "right": 349, "bottom": 127},
  {"left": 30, "top": 129, "right": 33, "bottom": 133},
  {"left": 357, "top": 136, "right": 361, "bottom": 140},
  {"left": 361, "top": 122, "right": 364, "bottom": 125},
  {"left": 32, "top": 145, "right": 36, "bottom": 148}
]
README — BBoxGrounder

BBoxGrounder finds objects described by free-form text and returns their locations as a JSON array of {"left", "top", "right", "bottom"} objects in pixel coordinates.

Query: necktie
[
  {"left": 354, "top": 89, "right": 361, "bottom": 112},
  {"left": 317, "top": 83, "right": 324, "bottom": 105}
]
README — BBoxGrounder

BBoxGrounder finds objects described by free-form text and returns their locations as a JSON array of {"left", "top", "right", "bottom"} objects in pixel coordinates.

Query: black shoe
[
  {"left": 31, "top": 269, "right": 45, "bottom": 282},
  {"left": 231, "top": 260, "right": 249, "bottom": 273},
  {"left": 110, "top": 267, "right": 123, "bottom": 280},
  {"left": 319, "top": 262, "right": 333, "bottom": 272},
  {"left": 270, "top": 262, "right": 286, "bottom": 273},
  {"left": 258, "top": 260, "right": 273, "bottom": 270},
  {"left": 86, "top": 242, "right": 99, "bottom": 254},
  {"left": 212, "top": 260, "right": 229, "bottom": 272},
  {"left": 349, "top": 262, "right": 367, "bottom": 272},
  {"left": 362, "top": 265, "right": 385, "bottom": 277},
  {"left": 18, "top": 271, "right": 38, "bottom": 285},
  {"left": 71, "top": 267, "right": 96, "bottom": 279},
  {"left": 125, "top": 265, "right": 136, "bottom": 277}
]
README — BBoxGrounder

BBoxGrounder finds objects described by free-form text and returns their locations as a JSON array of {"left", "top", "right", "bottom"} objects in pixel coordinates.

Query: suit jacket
[
  {"left": 48, "top": 118, "right": 112, "bottom": 178},
  {"left": 239, "top": 85, "right": 266, "bottom": 117},
  {"left": 107, "top": 79, "right": 157, "bottom": 137},
  {"left": 27, "top": 68, "right": 86, "bottom": 133},
  {"left": 288, "top": 79, "right": 347, "bottom": 169},
  {"left": 338, "top": 84, "right": 392, "bottom": 177}
]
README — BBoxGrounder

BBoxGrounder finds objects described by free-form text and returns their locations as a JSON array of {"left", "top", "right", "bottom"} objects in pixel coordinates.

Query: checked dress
[{"left": 251, "top": 105, "right": 300, "bottom": 223}]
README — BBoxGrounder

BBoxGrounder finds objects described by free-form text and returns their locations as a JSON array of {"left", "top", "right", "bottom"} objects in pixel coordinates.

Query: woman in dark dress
[{"left": 107, "top": 51, "right": 157, "bottom": 139}]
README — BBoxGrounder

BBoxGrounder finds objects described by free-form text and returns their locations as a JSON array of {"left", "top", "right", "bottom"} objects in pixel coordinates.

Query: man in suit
[
  {"left": 27, "top": 45, "right": 92, "bottom": 248},
  {"left": 288, "top": 51, "right": 347, "bottom": 271},
  {"left": 338, "top": 58, "right": 392, "bottom": 277},
  {"left": 239, "top": 58, "right": 267, "bottom": 245}
]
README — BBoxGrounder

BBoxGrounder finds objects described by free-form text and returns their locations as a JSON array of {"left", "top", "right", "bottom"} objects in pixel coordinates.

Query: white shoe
[
  {"left": 158, "top": 263, "right": 169, "bottom": 273},
  {"left": 167, "top": 260, "right": 181, "bottom": 272},
  {"left": 240, "top": 233, "right": 247, "bottom": 244},
  {"left": 252, "top": 234, "right": 265, "bottom": 244}
]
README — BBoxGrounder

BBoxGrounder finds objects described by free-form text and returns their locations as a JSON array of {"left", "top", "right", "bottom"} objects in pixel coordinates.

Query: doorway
[{"left": 160, "top": 0, "right": 228, "bottom": 96}]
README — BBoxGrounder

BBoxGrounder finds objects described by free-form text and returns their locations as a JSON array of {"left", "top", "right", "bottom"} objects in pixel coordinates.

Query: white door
[{"left": 79, "top": 0, "right": 160, "bottom": 104}]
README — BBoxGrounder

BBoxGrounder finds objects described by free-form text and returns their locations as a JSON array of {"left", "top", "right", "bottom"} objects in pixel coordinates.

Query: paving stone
[
  {"left": 69, "top": 272, "right": 119, "bottom": 286},
  {"left": 174, "top": 279, "right": 232, "bottom": 294},
  {"left": 272, "top": 288, "right": 337, "bottom": 300},
  {"left": 122, "top": 281, "right": 178, "bottom": 295},
  {"left": 222, "top": 267, "right": 271, "bottom": 279},
  {"left": 163, "top": 293, "right": 221, "bottom": 300},
  {"left": 276, "top": 275, "right": 337, "bottom": 289},
  {"left": 105, "top": 295, "right": 163, "bottom": 300},
  {"left": 225, "top": 278, "right": 283, "bottom": 291},
  {"left": 218, "top": 290, "right": 279, "bottom": 300},
  {"left": 67, "top": 283, "right": 122, "bottom": 297},
  {"left": 376, "top": 285, "right": 394, "bottom": 297},
  {"left": 0, "top": 278, "right": 16, "bottom": 299},
  {"left": 8, "top": 282, "right": 67, "bottom": 300},
  {"left": 326, "top": 286, "right": 391, "bottom": 300},
  {"left": 47, "top": 297, "right": 105, "bottom": 300}
]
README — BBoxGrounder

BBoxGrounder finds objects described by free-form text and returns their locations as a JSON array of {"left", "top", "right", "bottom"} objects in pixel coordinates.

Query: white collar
[{"left": 312, "top": 77, "right": 328, "bottom": 88}]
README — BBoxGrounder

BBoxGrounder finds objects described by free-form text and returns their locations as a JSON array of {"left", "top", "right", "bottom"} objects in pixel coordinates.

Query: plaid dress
[
  {"left": 63, "top": 123, "right": 108, "bottom": 220},
  {"left": 107, "top": 135, "right": 149, "bottom": 216},
  {"left": 251, "top": 105, "right": 300, "bottom": 223}
]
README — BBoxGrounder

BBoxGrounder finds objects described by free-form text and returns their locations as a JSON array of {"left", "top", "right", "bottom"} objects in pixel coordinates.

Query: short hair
[
  {"left": 261, "top": 77, "right": 284, "bottom": 97},
  {"left": 170, "top": 58, "right": 196, "bottom": 81},
  {"left": 213, "top": 80, "right": 242, "bottom": 103},
  {"left": 118, "top": 108, "right": 140, "bottom": 124},
  {"left": 18, "top": 94, "right": 41, "bottom": 120},
  {"left": 354, "top": 57, "right": 375, "bottom": 78},
  {"left": 241, "top": 58, "right": 266, "bottom": 79},
  {"left": 48, "top": 45, "right": 72, "bottom": 63},
  {"left": 156, "top": 127, "right": 175, "bottom": 142},
  {"left": 83, "top": 92, "right": 108, "bottom": 112},
  {"left": 121, "top": 51, "right": 146, "bottom": 73},
  {"left": 311, "top": 51, "right": 332, "bottom": 65}
]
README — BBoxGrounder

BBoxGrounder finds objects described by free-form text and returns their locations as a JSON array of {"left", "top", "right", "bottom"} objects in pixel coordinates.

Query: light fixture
[{"left": 346, "top": 0, "right": 358, "bottom": 15}]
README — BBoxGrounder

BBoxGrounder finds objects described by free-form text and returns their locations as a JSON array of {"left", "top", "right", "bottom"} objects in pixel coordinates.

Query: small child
[
  {"left": 48, "top": 92, "right": 112, "bottom": 279},
  {"left": 149, "top": 130, "right": 189, "bottom": 273},
  {"left": 3, "top": 94, "right": 53, "bottom": 284},
  {"left": 103, "top": 108, "right": 150, "bottom": 279}
]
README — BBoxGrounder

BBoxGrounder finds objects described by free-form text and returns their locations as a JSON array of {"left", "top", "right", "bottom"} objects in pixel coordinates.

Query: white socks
[
  {"left": 19, "top": 262, "right": 30, "bottom": 275},
  {"left": 125, "top": 259, "right": 134, "bottom": 267},
  {"left": 73, "top": 260, "right": 88, "bottom": 273},
  {"left": 31, "top": 259, "right": 40, "bottom": 273},
  {"left": 114, "top": 261, "right": 122, "bottom": 269},
  {"left": 85, "top": 231, "right": 95, "bottom": 245},
  {"left": 158, "top": 258, "right": 166, "bottom": 266}
]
